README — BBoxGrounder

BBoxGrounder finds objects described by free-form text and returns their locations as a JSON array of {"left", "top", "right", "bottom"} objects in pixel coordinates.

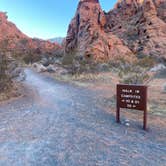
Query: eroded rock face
[
  {"left": 106, "top": 0, "right": 166, "bottom": 60},
  {"left": 65, "top": 0, "right": 134, "bottom": 64},
  {"left": 65, "top": 0, "right": 166, "bottom": 65}
]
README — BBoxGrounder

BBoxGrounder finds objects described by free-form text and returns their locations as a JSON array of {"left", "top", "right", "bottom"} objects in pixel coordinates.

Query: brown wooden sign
[{"left": 116, "top": 84, "right": 148, "bottom": 130}]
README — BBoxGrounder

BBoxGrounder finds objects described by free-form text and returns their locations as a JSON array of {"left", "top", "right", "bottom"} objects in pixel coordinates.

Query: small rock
[
  {"left": 46, "top": 65, "right": 57, "bottom": 73},
  {"left": 32, "top": 63, "right": 47, "bottom": 73},
  {"left": 125, "top": 122, "right": 130, "bottom": 127},
  {"left": 125, "top": 119, "right": 130, "bottom": 123},
  {"left": 150, "top": 64, "right": 166, "bottom": 72}
]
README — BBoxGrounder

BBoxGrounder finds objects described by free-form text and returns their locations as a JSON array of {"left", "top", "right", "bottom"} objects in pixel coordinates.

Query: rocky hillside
[
  {"left": 0, "top": 11, "right": 62, "bottom": 95},
  {"left": 0, "top": 12, "right": 60, "bottom": 54},
  {"left": 64, "top": 0, "right": 166, "bottom": 64}
]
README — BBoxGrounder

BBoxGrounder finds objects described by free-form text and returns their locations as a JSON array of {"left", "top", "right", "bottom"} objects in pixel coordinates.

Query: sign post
[{"left": 116, "top": 84, "right": 148, "bottom": 130}]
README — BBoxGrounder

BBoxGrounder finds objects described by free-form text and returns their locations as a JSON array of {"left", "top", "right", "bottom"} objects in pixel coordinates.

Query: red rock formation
[
  {"left": 0, "top": 12, "right": 60, "bottom": 54},
  {"left": 65, "top": 0, "right": 134, "bottom": 63},
  {"left": 65, "top": 0, "right": 166, "bottom": 64},
  {"left": 106, "top": 0, "right": 166, "bottom": 59}
]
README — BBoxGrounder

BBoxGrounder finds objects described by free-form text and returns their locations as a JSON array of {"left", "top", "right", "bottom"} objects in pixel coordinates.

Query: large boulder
[{"left": 32, "top": 63, "right": 47, "bottom": 73}]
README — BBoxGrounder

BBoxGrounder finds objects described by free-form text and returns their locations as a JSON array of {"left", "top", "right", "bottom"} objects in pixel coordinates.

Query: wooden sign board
[{"left": 116, "top": 84, "right": 148, "bottom": 130}]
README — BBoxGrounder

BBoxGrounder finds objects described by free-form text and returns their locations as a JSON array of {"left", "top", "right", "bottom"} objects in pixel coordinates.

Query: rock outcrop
[
  {"left": 64, "top": 0, "right": 134, "bottom": 64},
  {"left": 106, "top": 0, "right": 166, "bottom": 60},
  {"left": 64, "top": 0, "right": 166, "bottom": 65}
]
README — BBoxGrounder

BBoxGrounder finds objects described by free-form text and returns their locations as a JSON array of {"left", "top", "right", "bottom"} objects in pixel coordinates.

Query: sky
[{"left": 0, "top": 0, "right": 117, "bottom": 39}]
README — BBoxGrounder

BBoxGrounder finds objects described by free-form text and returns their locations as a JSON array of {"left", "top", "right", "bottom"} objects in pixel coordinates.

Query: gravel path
[{"left": 0, "top": 69, "right": 165, "bottom": 166}]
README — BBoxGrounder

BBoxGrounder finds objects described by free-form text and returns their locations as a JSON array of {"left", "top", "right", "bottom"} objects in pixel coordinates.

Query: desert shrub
[
  {"left": 0, "top": 40, "right": 12, "bottom": 92},
  {"left": 119, "top": 62, "right": 149, "bottom": 83},
  {"left": 53, "top": 48, "right": 64, "bottom": 58},
  {"left": 12, "top": 51, "right": 22, "bottom": 59},
  {"left": 118, "top": 62, "right": 151, "bottom": 85},
  {"left": 96, "top": 63, "right": 110, "bottom": 72},
  {"left": 62, "top": 50, "right": 99, "bottom": 74},
  {"left": 136, "top": 56, "right": 156, "bottom": 68},
  {"left": 0, "top": 52, "right": 11, "bottom": 92},
  {"left": 23, "top": 51, "right": 41, "bottom": 64},
  {"left": 122, "top": 72, "right": 150, "bottom": 84},
  {"left": 108, "top": 57, "right": 152, "bottom": 84},
  {"left": 62, "top": 52, "right": 74, "bottom": 66},
  {"left": 22, "top": 55, "right": 31, "bottom": 64},
  {"left": 108, "top": 57, "right": 129, "bottom": 67}
]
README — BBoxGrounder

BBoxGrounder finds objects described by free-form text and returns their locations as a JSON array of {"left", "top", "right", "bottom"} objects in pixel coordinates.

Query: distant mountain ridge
[{"left": 49, "top": 37, "right": 64, "bottom": 44}]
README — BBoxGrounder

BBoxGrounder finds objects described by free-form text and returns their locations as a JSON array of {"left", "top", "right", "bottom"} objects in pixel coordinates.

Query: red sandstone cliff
[
  {"left": 64, "top": 0, "right": 166, "bottom": 64},
  {"left": 64, "top": 0, "right": 134, "bottom": 63}
]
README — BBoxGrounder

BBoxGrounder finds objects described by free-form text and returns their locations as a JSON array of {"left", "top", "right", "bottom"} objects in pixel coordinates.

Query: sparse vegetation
[
  {"left": 0, "top": 52, "right": 11, "bottom": 92},
  {"left": 107, "top": 56, "right": 156, "bottom": 84},
  {"left": 22, "top": 49, "right": 42, "bottom": 64},
  {"left": 136, "top": 56, "right": 156, "bottom": 68},
  {"left": 0, "top": 40, "right": 12, "bottom": 92},
  {"left": 119, "top": 65, "right": 150, "bottom": 84},
  {"left": 121, "top": 71, "right": 150, "bottom": 84},
  {"left": 62, "top": 52, "right": 158, "bottom": 85},
  {"left": 0, "top": 39, "right": 24, "bottom": 101},
  {"left": 62, "top": 51, "right": 75, "bottom": 66},
  {"left": 62, "top": 50, "right": 97, "bottom": 74}
]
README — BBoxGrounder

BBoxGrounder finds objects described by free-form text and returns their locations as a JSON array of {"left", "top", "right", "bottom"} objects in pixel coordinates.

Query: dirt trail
[{"left": 0, "top": 69, "right": 165, "bottom": 166}]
